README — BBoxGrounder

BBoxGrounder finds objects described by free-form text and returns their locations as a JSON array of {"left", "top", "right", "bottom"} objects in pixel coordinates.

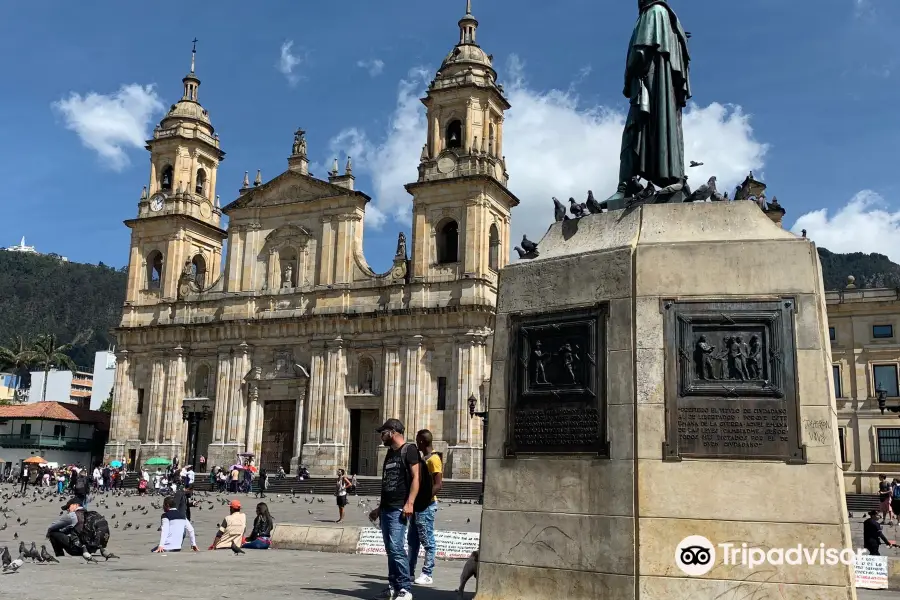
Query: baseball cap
[
  {"left": 229, "top": 499, "right": 242, "bottom": 510},
  {"left": 376, "top": 418, "right": 405, "bottom": 434},
  {"left": 61, "top": 498, "right": 82, "bottom": 510}
]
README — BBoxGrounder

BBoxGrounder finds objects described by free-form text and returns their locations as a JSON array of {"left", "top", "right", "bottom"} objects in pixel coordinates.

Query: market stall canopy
[
  {"left": 23, "top": 456, "right": 46, "bottom": 464},
  {"left": 144, "top": 457, "right": 172, "bottom": 466}
]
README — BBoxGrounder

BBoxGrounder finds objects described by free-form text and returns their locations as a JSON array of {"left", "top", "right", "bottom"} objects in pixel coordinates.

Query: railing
[{"left": 0, "top": 434, "right": 93, "bottom": 452}]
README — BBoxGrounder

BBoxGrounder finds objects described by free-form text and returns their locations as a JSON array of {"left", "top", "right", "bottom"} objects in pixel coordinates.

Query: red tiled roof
[{"left": 0, "top": 402, "right": 110, "bottom": 428}]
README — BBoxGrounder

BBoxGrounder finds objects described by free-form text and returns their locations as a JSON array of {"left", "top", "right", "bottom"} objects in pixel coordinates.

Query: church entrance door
[
  {"left": 260, "top": 400, "right": 296, "bottom": 473},
  {"left": 349, "top": 409, "right": 380, "bottom": 476}
]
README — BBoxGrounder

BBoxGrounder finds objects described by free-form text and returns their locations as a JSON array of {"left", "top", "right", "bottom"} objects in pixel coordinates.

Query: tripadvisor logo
[{"left": 675, "top": 535, "right": 864, "bottom": 576}]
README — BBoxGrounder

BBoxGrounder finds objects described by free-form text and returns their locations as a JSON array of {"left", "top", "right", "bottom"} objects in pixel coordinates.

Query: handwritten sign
[
  {"left": 854, "top": 554, "right": 888, "bottom": 589},
  {"left": 356, "top": 527, "right": 479, "bottom": 560}
]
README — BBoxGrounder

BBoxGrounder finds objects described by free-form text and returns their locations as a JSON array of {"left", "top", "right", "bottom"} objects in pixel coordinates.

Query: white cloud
[
  {"left": 329, "top": 56, "right": 768, "bottom": 252},
  {"left": 357, "top": 58, "right": 385, "bottom": 77},
  {"left": 792, "top": 191, "right": 900, "bottom": 263},
  {"left": 278, "top": 41, "right": 304, "bottom": 86},
  {"left": 52, "top": 84, "right": 163, "bottom": 171}
]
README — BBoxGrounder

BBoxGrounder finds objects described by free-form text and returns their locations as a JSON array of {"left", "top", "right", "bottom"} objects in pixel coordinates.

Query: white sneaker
[
  {"left": 414, "top": 574, "right": 433, "bottom": 585},
  {"left": 396, "top": 590, "right": 413, "bottom": 600}
]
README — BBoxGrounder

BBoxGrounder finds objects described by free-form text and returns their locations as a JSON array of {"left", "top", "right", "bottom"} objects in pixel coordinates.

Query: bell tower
[
  {"left": 405, "top": 0, "right": 519, "bottom": 292},
  {"left": 124, "top": 40, "right": 227, "bottom": 305}
]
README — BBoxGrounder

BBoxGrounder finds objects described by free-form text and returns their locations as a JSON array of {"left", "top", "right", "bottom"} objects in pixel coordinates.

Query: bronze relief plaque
[
  {"left": 662, "top": 299, "right": 805, "bottom": 463},
  {"left": 506, "top": 305, "right": 608, "bottom": 456}
]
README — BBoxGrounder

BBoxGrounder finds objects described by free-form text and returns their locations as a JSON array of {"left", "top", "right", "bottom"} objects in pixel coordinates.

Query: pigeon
[
  {"left": 40, "top": 546, "right": 58, "bottom": 563},
  {"left": 685, "top": 176, "right": 716, "bottom": 202},
  {"left": 689, "top": 160, "right": 704, "bottom": 167},
  {"left": 20, "top": 520, "right": 27, "bottom": 526},
  {"left": 569, "top": 197, "right": 587, "bottom": 218},
  {"left": 230, "top": 541, "right": 245, "bottom": 555},
  {"left": 3, "top": 555, "right": 24, "bottom": 572},
  {"left": 18, "top": 542, "right": 25, "bottom": 556},
  {"left": 801, "top": 229, "right": 807, "bottom": 238},
  {"left": 82, "top": 551, "right": 99, "bottom": 564},
  {"left": 552, "top": 197, "right": 569, "bottom": 222},
  {"left": 308, "top": 509, "right": 313, "bottom": 515},
  {"left": 99, "top": 548, "right": 119, "bottom": 561},
  {"left": 25, "top": 542, "right": 40, "bottom": 562},
  {"left": 0, "top": 522, "right": 7, "bottom": 530},
  {"left": 13, "top": 532, "right": 18, "bottom": 540},
  {"left": 1, "top": 546, "right": 10, "bottom": 568},
  {"left": 513, "top": 234, "right": 539, "bottom": 261},
  {"left": 585, "top": 190, "right": 603, "bottom": 214}
]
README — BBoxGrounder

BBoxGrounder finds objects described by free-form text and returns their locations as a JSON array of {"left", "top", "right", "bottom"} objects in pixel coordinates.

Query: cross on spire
[
  {"left": 191, "top": 38, "right": 198, "bottom": 73},
  {"left": 466, "top": 0, "right": 472, "bottom": 15}
]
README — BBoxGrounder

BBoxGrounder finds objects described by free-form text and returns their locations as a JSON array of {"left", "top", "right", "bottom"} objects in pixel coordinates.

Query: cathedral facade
[{"left": 104, "top": 3, "right": 518, "bottom": 478}]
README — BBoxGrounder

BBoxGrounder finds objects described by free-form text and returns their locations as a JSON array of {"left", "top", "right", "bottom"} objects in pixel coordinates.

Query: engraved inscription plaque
[
  {"left": 506, "top": 306, "right": 608, "bottom": 456},
  {"left": 663, "top": 299, "right": 805, "bottom": 463}
]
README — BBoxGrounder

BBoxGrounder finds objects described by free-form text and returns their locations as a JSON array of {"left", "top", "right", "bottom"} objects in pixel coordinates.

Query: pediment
[{"left": 223, "top": 170, "right": 368, "bottom": 213}]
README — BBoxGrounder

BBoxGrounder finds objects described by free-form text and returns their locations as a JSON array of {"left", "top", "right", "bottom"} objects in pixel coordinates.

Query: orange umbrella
[{"left": 23, "top": 456, "right": 46, "bottom": 464}]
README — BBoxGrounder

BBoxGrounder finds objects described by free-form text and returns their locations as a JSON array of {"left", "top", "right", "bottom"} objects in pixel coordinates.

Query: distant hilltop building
[{"left": 2, "top": 236, "right": 68, "bottom": 261}]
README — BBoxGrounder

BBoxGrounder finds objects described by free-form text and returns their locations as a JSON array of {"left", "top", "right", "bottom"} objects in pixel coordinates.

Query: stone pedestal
[{"left": 478, "top": 202, "right": 855, "bottom": 600}]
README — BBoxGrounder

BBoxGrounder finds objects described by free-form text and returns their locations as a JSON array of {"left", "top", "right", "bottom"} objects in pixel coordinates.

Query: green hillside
[
  {"left": 0, "top": 252, "right": 126, "bottom": 371},
  {"left": 817, "top": 247, "right": 900, "bottom": 291}
]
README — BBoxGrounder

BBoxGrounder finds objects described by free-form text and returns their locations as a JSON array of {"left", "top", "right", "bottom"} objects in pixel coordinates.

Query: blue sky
[{"left": 2, "top": 0, "right": 899, "bottom": 272}]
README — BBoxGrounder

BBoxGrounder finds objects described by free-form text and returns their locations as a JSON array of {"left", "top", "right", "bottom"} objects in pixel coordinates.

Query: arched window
[
  {"left": 161, "top": 165, "right": 174, "bottom": 192},
  {"left": 445, "top": 120, "right": 463, "bottom": 150},
  {"left": 195, "top": 168, "right": 207, "bottom": 196},
  {"left": 437, "top": 220, "right": 459, "bottom": 264},
  {"left": 358, "top": 356, "right": 375, "bottom": 394},
  {"left": 194, "top": 364, "right": 210, "bottom": 398},
  {"left": 488, "top": 224, "right": 500, "bottom": 271},
  {"left": 147, "top": 251, "right": 163, "bottom": 290},
  {"left": 191, "top": 254, "right": 207, "bottom": 288}
]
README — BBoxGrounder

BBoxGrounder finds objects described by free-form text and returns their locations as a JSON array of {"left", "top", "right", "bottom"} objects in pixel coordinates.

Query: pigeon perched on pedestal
[
  {"left": 569, "top": 197, "right": 587, "bottom": 218},
  {"left": 514, "top": 235, "right": 539, "bottom": 260},
  {"left": 552, "top": 197, "right": 569, "bottom": 222},
  {"left": 685, "top": 176, "right": 717, "bottom": 202},
  {"left": 585, "top": 190, "right": 604, "bottom": 214}
]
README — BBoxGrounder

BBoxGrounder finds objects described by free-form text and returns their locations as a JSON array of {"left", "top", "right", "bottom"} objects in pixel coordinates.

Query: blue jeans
[
  {"left": 241, "top": 538, "right": 270, "bottom": 549},
  {"left": 408, "top": 501, "right": 437, "bottom": 577},
  {"left": 380, "top": 508, "right": 411, "bottom": 592}
]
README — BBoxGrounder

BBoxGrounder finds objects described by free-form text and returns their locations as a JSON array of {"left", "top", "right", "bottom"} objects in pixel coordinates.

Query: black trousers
[{"left": 47, "top": 532, "right": 82, "bottom": 557}]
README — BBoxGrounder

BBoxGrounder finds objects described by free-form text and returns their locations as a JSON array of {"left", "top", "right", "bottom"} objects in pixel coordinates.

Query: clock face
[{"left": 150, "top": 194, "right": 165, "bottom": 212}]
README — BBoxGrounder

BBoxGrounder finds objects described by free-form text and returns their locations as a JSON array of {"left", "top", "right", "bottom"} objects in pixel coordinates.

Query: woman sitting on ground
[{"left": 242, "top": 502, "right": 275, "bottom": 549}]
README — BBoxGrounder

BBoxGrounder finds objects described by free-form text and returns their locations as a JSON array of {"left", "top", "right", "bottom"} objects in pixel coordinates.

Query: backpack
[
  {"left": 401, "top": 443, "right": 434, "bottom": 513},
  {"left": 77, "top": 511, "right": 110, "bottom": 551},
  {"left": 893, "top": 486, "right": 900, "bottom": 500},
  {"left": 73, "top": 474, "right": 88, "bottom": 496}
]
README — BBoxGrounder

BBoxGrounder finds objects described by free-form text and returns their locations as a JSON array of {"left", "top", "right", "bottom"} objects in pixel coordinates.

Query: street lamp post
[
  {"left": 182, "top": 403, "right": 212, "bottom": 468},
  {"left": 468, "top": 394, "right": 487, "bottom": 505}
]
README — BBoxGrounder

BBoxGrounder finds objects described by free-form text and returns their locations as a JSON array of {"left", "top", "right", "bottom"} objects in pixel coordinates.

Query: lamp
[
  {"left": 181, "top": 404, "right": 189, "bottom": 422},
  {"left": 878, "top": 386, "right": 888, "bottom": 414},
  {"left": 468, "top": 394, "right": 477, "bottom": 417}
]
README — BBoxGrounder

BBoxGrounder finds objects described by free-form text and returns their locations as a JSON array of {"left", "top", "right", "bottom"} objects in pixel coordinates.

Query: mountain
[
  {"left": 0, "top": 251, "right": 126, "bottom": 371},
  {"left": 817, "top": 248, "right": 900, "bottom": 291}
]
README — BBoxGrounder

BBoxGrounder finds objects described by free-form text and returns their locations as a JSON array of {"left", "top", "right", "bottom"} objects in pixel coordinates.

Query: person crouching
[{"left": 46, "top": 498, "right": 85, "bottom": 557}]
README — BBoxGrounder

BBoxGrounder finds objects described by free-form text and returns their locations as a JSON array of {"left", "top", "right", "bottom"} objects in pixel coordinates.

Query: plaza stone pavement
[
  {"left": 1, "top": 484, "right": 898, "bottom": 599},
  {"left": 0, "top": 484, "right": 479, "bottom": 600}
]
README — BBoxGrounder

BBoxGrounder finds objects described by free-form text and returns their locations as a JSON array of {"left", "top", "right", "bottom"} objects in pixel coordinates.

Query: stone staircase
[{"left": 121, "top": 473, "right": 484, "bottom": 501}]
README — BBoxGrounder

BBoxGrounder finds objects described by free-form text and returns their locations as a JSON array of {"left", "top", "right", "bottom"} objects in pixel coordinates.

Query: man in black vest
[{"left": 369, "top": 418, "right": 420, "bottom": 600}]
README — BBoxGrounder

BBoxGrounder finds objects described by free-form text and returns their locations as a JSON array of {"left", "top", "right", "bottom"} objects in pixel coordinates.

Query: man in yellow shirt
[{"left": 409, "top": 429, "right": 443, "bottom": 586}]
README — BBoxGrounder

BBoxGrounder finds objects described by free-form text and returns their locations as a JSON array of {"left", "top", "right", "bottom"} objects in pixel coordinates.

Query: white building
[
  {"left": 26, "top": 351, "right": 116, "bottom": 411},
  {"left": 2, "top": 237, "right": 68, "bottom": 261}
]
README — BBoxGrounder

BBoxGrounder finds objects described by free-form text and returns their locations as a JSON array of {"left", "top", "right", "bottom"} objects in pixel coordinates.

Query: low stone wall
[
  {"left": 271, "top": 523, "right": 478, "bottom": 561},
  {"left": 271, "top": 524, "right": 361, "bottom": 553}
]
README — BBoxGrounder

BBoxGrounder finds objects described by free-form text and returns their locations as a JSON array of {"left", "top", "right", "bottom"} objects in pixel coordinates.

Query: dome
[
  {"left": 440, "top": 43, "right": 492, "bottom": 72},
  {"left": 163, "top": 99, "right": 211, "bottom": 126}
]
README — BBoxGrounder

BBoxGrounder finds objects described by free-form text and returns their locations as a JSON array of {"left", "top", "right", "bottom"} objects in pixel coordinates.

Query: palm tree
[
  {"left": 0, "top": 335, "right": 36, "bottom": 399},
  {"left": 31, "top": 330, "right": 93, "bottom": 403}
]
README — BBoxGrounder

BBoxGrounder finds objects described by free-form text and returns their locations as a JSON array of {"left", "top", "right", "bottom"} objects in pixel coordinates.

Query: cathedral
[{"left": 104, "top": 1, "right": 518, "bottom": 478}]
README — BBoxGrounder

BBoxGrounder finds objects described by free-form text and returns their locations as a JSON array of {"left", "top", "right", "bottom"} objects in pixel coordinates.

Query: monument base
[{"left": 478, "top": 202, "right": 855, "bottom": 600}]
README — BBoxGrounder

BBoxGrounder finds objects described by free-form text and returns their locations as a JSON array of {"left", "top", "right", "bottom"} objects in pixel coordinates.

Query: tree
[
  {"left": 0, "top": 334, "right": 36, "bottom": 394},
  {"left": 99, "top": 386, "right": 113, "bottom": 413},
  {"left": 31, "top": 330, "right": 92, "bottom": 403}
]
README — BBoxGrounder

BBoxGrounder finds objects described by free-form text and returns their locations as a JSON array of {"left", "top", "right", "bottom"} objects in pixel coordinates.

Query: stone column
[
  {"left": 306, "top": 344, "right": 326, "bottom": 443},
  {"left": 404, "top": 336, "right": 425, "bottom": 434},
  {"left": 227, "top": 343, "right": 250, "bottom": 446},
  {"left": 146, "top": 357, "right": 165, "bottom": 443},
  {"left": 109, "top": 350, "right": 129, "bottom": 441},
  {"left": 163, "top": 347, "right": 185, "bottom": 444},
  {"left": 211, "top": 348, "right": 232, "bottom": 442},
  {"left": 245, "top": 383, "right": 260, "bottom": 454},
  {"left": 292, "top": 384, "right": 306, "bottom": 472},
  {"left": 381, "top": 341, "right": 402, "bottom": 420},
  {"left": 323, "top": 337, "right": 345, "bottom": 442}
]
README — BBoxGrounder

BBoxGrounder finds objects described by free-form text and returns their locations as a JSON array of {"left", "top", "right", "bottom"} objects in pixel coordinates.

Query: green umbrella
[{"left": 144, "top": 457, "right": 172, "bottom": 466}]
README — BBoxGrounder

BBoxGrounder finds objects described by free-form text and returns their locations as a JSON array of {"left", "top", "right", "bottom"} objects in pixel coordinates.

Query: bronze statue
[{"left": 606, "top": 0, "right": 692, "bottom": 210}]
